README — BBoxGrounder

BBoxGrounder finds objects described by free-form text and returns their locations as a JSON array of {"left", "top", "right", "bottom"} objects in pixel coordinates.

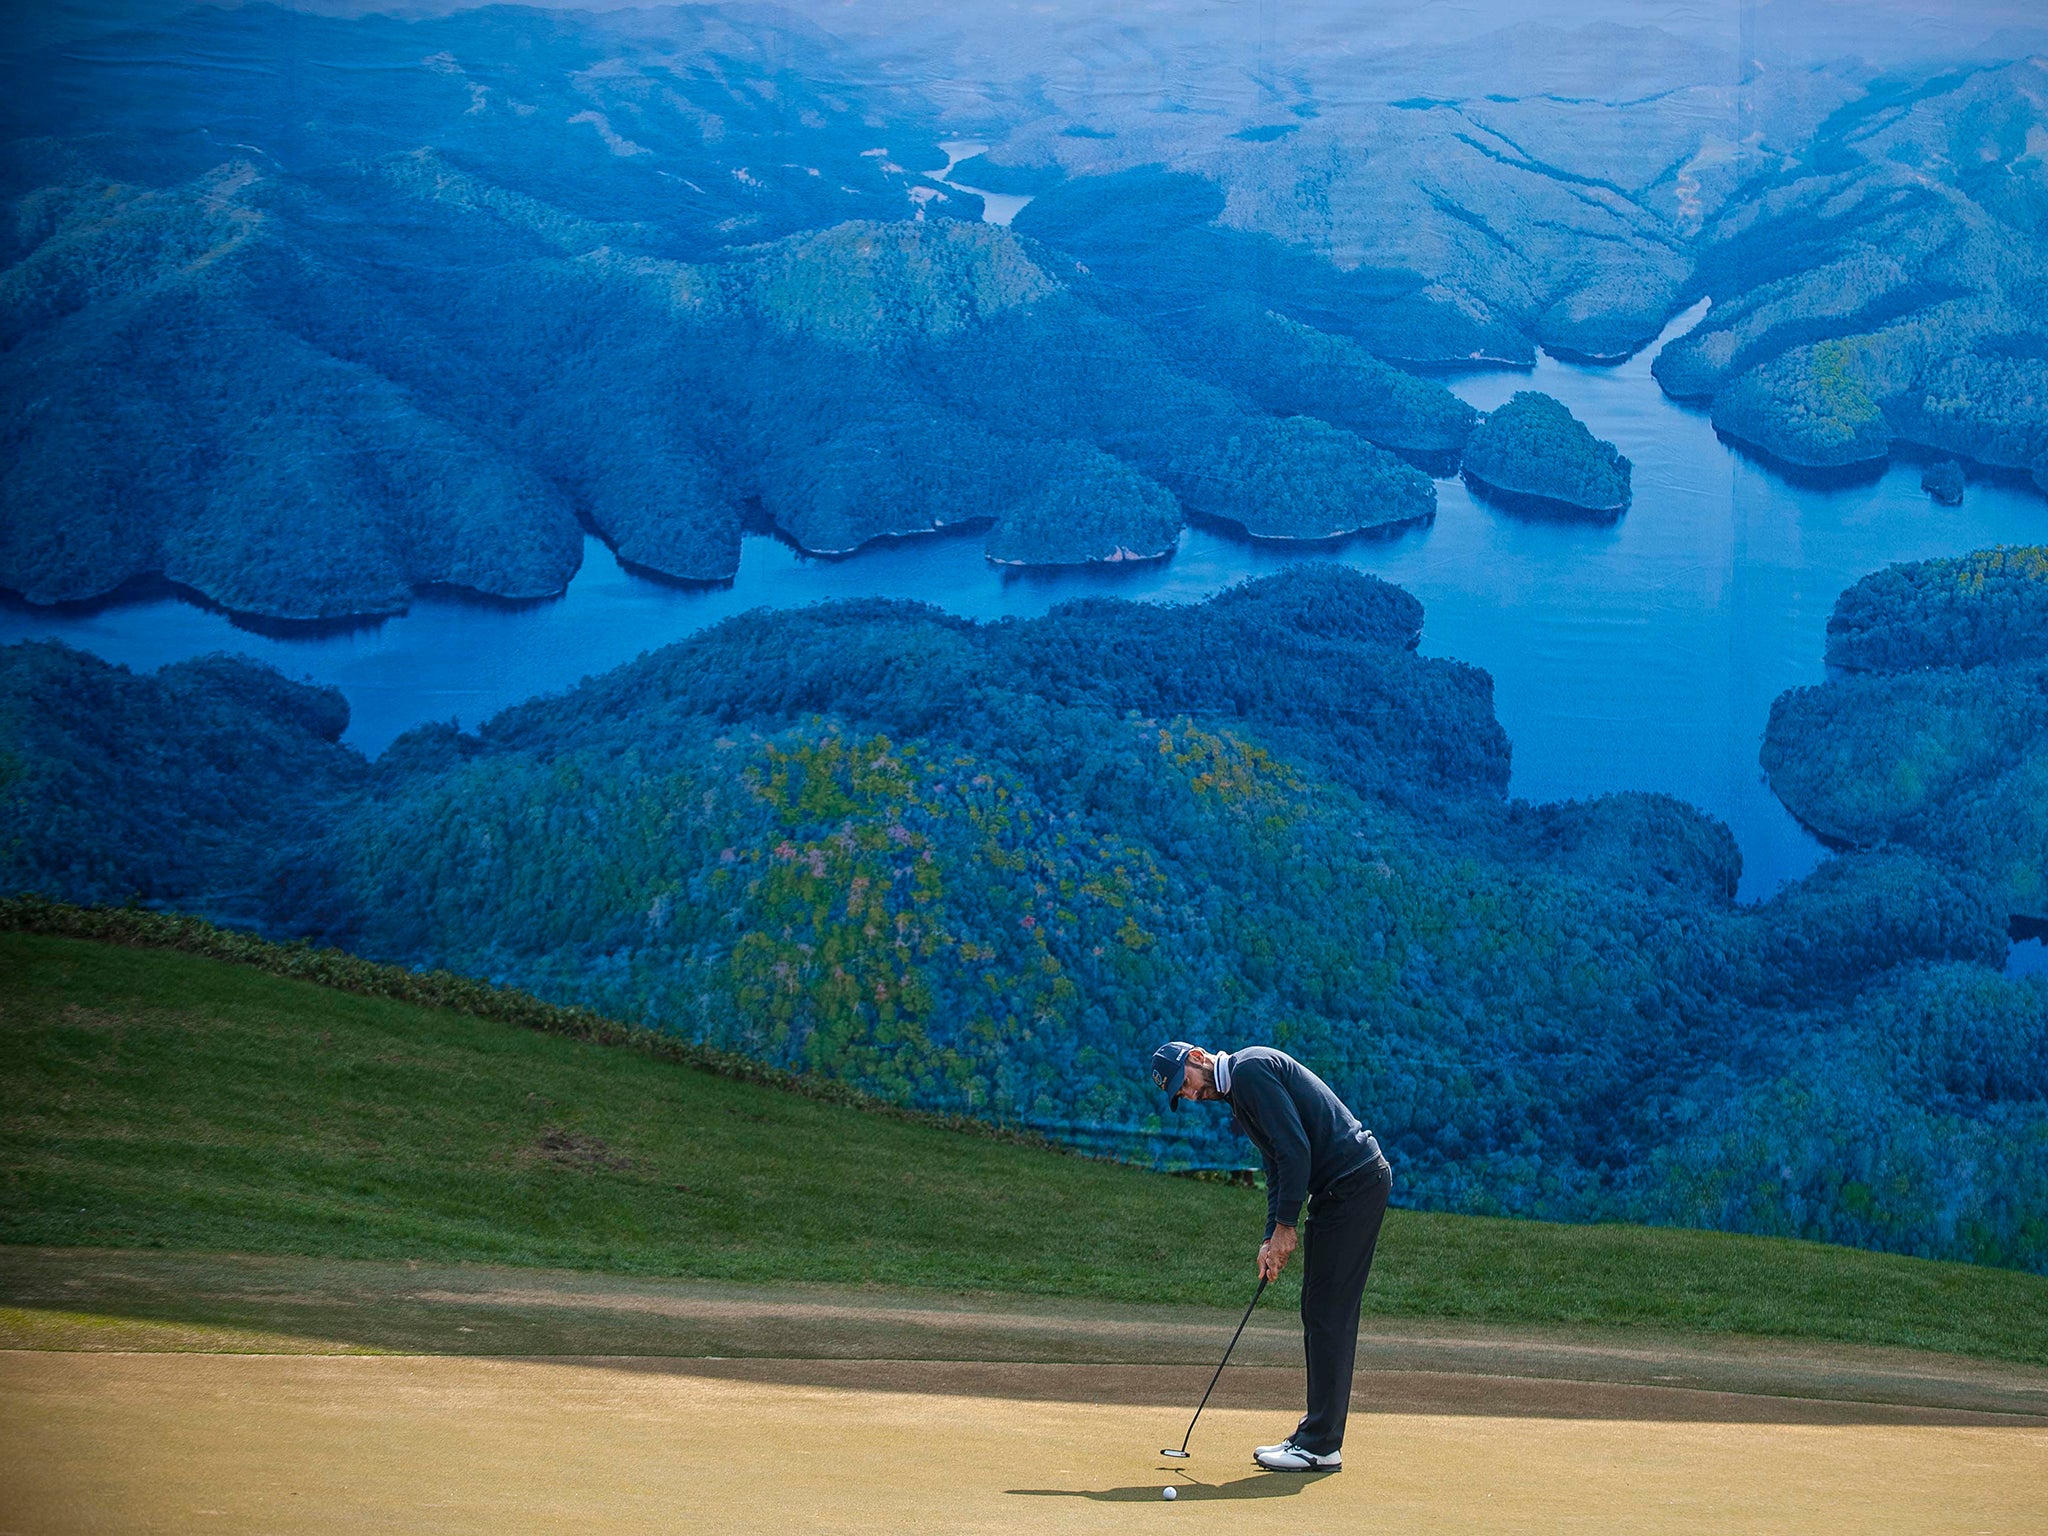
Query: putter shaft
[{"left": 1163, "top": 1274, "right": 1268, "bottom": 1457}]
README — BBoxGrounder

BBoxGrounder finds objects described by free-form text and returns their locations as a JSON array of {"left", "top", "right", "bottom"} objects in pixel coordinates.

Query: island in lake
[
  {"left": 1922, "top": 460, "right": 1966, "bottom": 507},
  {"left": 1763, "top": 545, "right": 2048, "bottom": 931},
  {"left": 1460, "top": 391, "right": 1632, "bottom": 515}
]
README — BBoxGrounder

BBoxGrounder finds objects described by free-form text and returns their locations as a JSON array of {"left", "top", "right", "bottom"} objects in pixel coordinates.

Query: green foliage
[
  {"left": 1204, "top": 560, "right": 1424, "bottom": 648},
  {"left": 1529, "top": 793, "right": 1741, "bottom": 903},
  {"left": 1764, "top": 667, "right": 2048, "bottom": 842},
  {"left": 0, "top": 645, "right": 363, "bottom": 912},
  {"left": 944, "top": 155, "right": 1066, "bottom": 196},
  {"left": 1533, "top": 261, "right": 1688, "bottom": 364},
  {"left": 10, "top": 930, "right": 2047, "bottom": 1358},
  {"left": 1749, "top": 850, "right": 2008, "bottom": 996},
  {"left": 1827, "top": 546, "right": 2048, "bottom": 672},
  {"left": 9, "top": 566, "right": 2045, "bottom": 1268},
  {"left": 0, "top": 139, "right": 1469, "bottom": 615},
  {"left": 1654, "top": 245, "right": 1919, "bottom": 401},
  {"left": 1867, "top": 962, "right": 2048, "bottom": 1106},
  {"left": 728, "top": 219, "right": 1061, "bottom": 345},
  {"left": 1014, "top": 167, "right": 1534, "bottom": 367},
  {"left": 0, "top": 224, "right": 587, "bottom": 618},
  {"left": 1146, "top": 297, "right": 1476, "bottom": 456},
  {"left": 1712, "top": 342, "right": 1893, "bottom": 468},
  {"left": 0, "top": 898, "right": 1044, "bottom": 1145},
  {"left": 1641, "top": 963, "right": 2048, "bottom": 1269},
  {"left": 1922, "top": 459, "right": 1967, "bottom": 505},
  {"left": 1011, "top": 168, "right": 1227, "bottom": 257},
  {"left": 1020, "top": 163, "right": 1540, "bottom": 364},
  {"left": 1892, "top": 352, "right": 2048, "bottom": 476},
  {"left": 1766, "top": 671, "right": 2048, "bottom": 923},
  {"left": 758, "top": 409, "right": 1013, "bottom": 556},
  {"left": 1769, "top": 548, "right": 2048, "bottom": 921},
  {"left": 983, "top": 443, "right": 1182, "bottom": 565},
  {"left": 1666, "top": 62, "right": 2048, "bottom": 487},
  {"left": 8, "top": 7, "right": 2047, "bottom": 632},
  {"left": 1766, "top": 547, "right": 2048, "bottom": 924},
  {"left": 1462, "top": 391, "right": 1632, "bottom": 511},
  {"left": 1164, "top": 415, "right": 1437, "bottom": 539}
]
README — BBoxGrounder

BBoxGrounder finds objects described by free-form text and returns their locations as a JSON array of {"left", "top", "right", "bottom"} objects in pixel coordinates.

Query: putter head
[{"left": 1159, "top": 1449, "right": 1191, "bottom": 1459}]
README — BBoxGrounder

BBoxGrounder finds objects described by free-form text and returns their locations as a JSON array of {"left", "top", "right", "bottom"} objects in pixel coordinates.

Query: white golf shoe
[{"left": 1252, "top": 1439, "right": 1342, "bottom": 1472}]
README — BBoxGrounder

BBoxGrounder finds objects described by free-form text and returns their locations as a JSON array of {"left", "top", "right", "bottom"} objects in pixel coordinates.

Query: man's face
[{"left": 1179, "top": 1046, "right": 1220, "bottom": 1105}]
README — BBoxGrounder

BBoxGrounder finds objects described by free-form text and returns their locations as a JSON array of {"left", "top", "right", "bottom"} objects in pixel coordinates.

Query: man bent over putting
[{"left": 1150, "top": 1040, "right": 1393, "bottom": 1473}]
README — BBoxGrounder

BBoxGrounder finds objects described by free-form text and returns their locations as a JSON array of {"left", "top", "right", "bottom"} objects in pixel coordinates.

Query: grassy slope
[{"left": 4, "top": 933, "right": 2046, "bottom": 1364}]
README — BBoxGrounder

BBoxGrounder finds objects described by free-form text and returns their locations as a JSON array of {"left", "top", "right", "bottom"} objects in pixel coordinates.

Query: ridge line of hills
[
  {"left": 4, "top": 5, "right": 2046, "bottom": 621},
  {"left": 5, "top": 561, "right": 2046, "bottom": 1273}
]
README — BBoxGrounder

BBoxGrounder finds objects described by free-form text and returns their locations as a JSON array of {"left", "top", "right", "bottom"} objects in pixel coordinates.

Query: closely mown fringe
[{"left": 0, "top": 896, "right": 1071, "bottom": 1157}]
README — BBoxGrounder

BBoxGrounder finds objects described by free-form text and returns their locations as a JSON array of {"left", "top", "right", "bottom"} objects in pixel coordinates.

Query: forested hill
[
  {"left": 0, "top": 166, "right": 1441, "bottom": 614},
  {"left": 8, "top": 7, "right": 2045, "bottom": 622},
  {"left": 0, "top": 2, "right": 1453, "bottom": 621},
  {"left": 1764, "top": 547, "right": 2048, "bottom": 928},
  {"left": 1826, "top": 547, "right": 2048, "bottom": 674},
  {"left": 4, "top": 566, "right": 2043, "bottom": 1271},
  {"left": 1461, "top": 392, "right": 1632, "bottom": 514},
  {"left": 1656, "top": 59, "right": 2048, "bottom": 483}
]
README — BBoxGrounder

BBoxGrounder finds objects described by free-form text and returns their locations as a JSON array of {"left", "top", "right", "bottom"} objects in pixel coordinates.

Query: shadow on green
[{"left": 1010, "top": 1470, "right": 1336, "bottom": 1500}]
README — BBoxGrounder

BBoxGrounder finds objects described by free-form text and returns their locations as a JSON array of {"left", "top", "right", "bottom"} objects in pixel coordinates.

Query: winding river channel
[{"left": 8, "top": 306, "right": 2047, "bottom": 949}]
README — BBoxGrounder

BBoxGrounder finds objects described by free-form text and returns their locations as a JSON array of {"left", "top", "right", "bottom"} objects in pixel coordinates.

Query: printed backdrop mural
[{"left": 4, "top": 0, "right": 2047, "bottom": 1268}]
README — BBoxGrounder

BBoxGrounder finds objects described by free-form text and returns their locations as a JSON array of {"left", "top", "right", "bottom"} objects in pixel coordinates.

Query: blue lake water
[{"left": 7, "top": 306, "right": 2047, "bottom": 923}]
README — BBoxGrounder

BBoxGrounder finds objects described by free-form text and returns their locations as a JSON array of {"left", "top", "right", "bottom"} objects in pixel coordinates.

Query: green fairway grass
[{"left": 4, "top": 931, "right": 2046, "bottom": 1365}]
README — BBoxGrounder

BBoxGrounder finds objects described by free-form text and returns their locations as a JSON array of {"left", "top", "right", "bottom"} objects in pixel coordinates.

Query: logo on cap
[{"left": 1149, "top": 1040, "right": 1195, "bottom": 1113}]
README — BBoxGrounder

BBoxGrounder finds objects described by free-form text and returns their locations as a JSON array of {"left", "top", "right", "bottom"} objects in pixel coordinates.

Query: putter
[{"left": 1161, "top": 1273, "right": 1268, "bottom": 1458}]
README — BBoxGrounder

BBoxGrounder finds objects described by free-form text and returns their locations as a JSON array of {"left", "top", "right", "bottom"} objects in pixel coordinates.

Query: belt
[{"left": 1322, "top": 1152, "right": 1392, "bottom": 1198}]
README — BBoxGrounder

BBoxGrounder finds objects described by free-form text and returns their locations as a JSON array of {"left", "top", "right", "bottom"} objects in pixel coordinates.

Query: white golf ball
[{"left": 1162, "top": 1486, "right": 1177, "bottom": 1501}]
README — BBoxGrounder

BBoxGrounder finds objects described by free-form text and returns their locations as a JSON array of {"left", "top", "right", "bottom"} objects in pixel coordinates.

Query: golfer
[{"left": 1150, "top": 1040, "right": 1392, "bottom": 1472}]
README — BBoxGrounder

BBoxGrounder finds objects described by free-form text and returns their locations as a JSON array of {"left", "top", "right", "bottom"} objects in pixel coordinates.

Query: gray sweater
[{"left": 1222, "top": 1046, "right": 1381, "bottom": 1235}]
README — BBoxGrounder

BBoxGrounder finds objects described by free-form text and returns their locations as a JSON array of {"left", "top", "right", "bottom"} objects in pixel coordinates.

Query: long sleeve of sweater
[
  {"left": 1253, "top": 1144, "right": 1281, "bottom": 1238},
  {"left": 1231, "top": 1058, "right": 1313, "bottom": 1232}
]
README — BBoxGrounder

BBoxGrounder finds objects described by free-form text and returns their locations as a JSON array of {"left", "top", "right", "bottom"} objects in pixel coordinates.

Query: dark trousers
[{"left": 1291, "top": 1156, "right": 1392, "bottom": 1455}]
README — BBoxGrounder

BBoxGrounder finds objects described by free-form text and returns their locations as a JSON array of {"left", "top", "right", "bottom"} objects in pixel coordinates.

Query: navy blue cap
[{"left": 1150, "top": 1040, "right": 1195, "bottom": 1114}]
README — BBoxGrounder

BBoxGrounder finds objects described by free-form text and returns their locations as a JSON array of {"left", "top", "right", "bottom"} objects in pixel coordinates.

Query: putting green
[{"left": 3, "top": 1352, "right": 2043, "bottom": 1535}]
